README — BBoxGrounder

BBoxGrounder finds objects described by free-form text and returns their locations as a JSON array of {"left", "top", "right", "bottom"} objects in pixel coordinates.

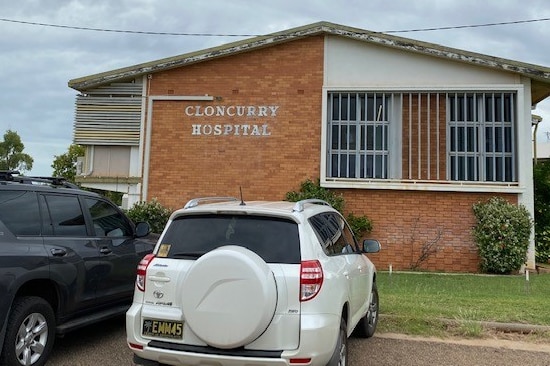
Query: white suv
[{"left": 126, "top": 197, "right": 380, "bottom": 366}]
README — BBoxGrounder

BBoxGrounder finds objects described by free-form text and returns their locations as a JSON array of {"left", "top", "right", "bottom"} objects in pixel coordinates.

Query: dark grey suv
[{"left": 0, "top": 171, "right": 154, "bottom": 366}]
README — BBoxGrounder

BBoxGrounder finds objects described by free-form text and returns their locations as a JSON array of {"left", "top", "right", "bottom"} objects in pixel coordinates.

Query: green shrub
[
  {"left": 126, "top": 198, "right": 171, "bottom": 234},
  {"left": 285, "top": 179, "right": 344, "bottom": 212},
  {"left": 346, "top": 212, "right": 373, "bottom": 239},
  {"left": 472, "top": 197, "right": 532, "bottom": 274},
  {"left": 285, "top": 179, "right": 372, "bottom": 238},
  {"left": 533, "top": 161, "right": 550, "bottom": 263}
]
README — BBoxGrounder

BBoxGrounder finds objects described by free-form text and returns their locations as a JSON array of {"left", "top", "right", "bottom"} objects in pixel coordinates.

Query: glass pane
[
  {"left": 339, "top": 155, "right": 348, "bottom": 177},
  {"left": 466, "top": 156, "right": 477, "bottom": 180},
  {"left": 340, "top": 125, "right": 348, "bottom": 149},
  {"left": 505, "top": 127, "right": 512, "bottom": 152},
  {"left": 486, "top": 157, "right": 494, "bottom": 181},
  {"left": 331, "top": 154, "right": 339, "bottom": 177},
  {"left": 0, "top": 191, "right": 41, "bottom": 236},
  {"left": 375, "top": 125, "right": 385, "bottom": 150},
  {"left": 45, "top": 195, "right": 87, "bottom": 236},
  {"left": 504, "top": 95, "right": 512, "bottom": 121},
  {"left": 331, "top": 125, "right": 339, "bottom": 149},
  {"left": 341, "top": 94, "right": 348, "bottom": 120},
  {"left": 366, "top": 125, "right": 374, "bottom": 150},
  {"left": 485, "top": 127, "right": 494, "bottom": 152},
  {"left": 466, "top": 126, "right": 477, "bottom": 152},
  {"left": 366, "top": 95, "right": 374, "bottom": 121},
  {"left": 360, "top": 125, "right": 366, "bottom": 150},
  {"left": 359, "top": 94, "right": 366, "bottom": 121},
  {"left": 505, "top": 157, "right": 513, "bottom": 181},
  {"left": 365, "top": 155, "right": 373, "bottom": 178},
  {"left": 163, "top": 215, "right": 300, "bottom": 264},
  {"left": 375, "top": 155, "right": 384, "bottom": 178},
  {"left": 332, "top": 95, "right": 339, "bottom": 120},
  {"left": 349, "top": 94, "right": 357, "bottom": 121},
  {"left": 349, "top": 125, "right": 357, "bottom": 150},
  {"left": 349, "top": 154, "right": 356, "bottom": 177},
  {"left": 85, "top": 198, "right": 132, "bottom": 237},
  {"left": 485, "top": 96, "right": 494, "bottom": 122}
]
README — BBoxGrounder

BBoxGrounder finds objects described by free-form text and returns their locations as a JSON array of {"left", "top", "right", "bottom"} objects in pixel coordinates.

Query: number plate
[{"left": 142, "top": 319, "right": 183, "bottom": 339}]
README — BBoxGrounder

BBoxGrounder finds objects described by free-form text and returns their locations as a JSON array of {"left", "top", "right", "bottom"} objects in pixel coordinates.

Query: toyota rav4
[{"left": 127, "top": 197, "right": 380, "bottom": 366}]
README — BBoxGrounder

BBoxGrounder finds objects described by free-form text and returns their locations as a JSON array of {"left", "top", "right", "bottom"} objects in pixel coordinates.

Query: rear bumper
[{"left": 127, "top": 306, "right": 341, "bottom": 366}]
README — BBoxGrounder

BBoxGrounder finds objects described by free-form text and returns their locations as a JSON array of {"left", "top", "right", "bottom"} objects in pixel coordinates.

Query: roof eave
[
  {"left": 68, "top": 21, "right": 550, "bottom": 98},
  {"left": 68, "top": 22, "right": 329, "bottom": 91}
]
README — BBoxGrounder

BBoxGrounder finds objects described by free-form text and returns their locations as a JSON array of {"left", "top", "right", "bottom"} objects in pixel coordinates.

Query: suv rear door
[
  {"left": 310, "top": 212, "right": 370, "bottom": 319},
  {"left": 40, "top": 193, "right": 100, "bottom": 315}
]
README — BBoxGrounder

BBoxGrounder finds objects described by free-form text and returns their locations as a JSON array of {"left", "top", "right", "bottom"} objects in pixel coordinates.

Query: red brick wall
[
  {"left": 147, "top": 36, "right": 325, "bottom": 209},
  {"left": 340, "top": 189, "right": 517, "bottom": 272},
  {"left": 144, "top": 35, "right": 519, "bottom": 273},
  {"left": 402, "top": 94, "right": 447, "bottom": 180}
]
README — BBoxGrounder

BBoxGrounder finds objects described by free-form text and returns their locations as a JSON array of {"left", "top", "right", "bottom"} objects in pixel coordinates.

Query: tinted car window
[
  {"left": 42, "top": 194, "right": 87, "bottom": 236},
  {"left": 309, "top": 214, "right": 332, "bottom": 249},
  {"left": 160, "top": 214, "right": 301, "bottom": 264},
  {"left": 0, "top": 190, "right": 40, "bottom": 235},
  {"left": 85, "top": 198, "right": 132, "bottom": 237},
  {"left": 310, "top": 212, "right": 357, "bottom": 255}
]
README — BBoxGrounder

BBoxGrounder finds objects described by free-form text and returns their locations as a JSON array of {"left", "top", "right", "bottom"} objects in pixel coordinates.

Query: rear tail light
[
  {"left": 300, "top": 260, "right": 323, "bottom": 301},
  {"left": 136, "top": 253, "right": 155, "bottom": 292}
]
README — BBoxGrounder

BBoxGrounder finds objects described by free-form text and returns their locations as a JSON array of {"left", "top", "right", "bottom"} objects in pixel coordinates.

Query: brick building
[{"left": 69, "top": 22, "right": 550, "bottom": 272}]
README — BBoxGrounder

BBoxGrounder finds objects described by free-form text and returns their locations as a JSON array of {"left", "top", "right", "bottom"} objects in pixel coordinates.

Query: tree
[
  {"left": 0, "top": 130, "right": 33, "bottom": 172},
  {"left": 51, "top": 144, "right": 85, "bottom": 182}
]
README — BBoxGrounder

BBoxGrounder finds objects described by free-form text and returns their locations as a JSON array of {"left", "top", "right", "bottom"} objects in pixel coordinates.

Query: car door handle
[
  {"left": 99, "top": 247, "right": 112, "bottom": 255},
  {"left": 50, "top": 248, "right": 67, "bottom": 256}
]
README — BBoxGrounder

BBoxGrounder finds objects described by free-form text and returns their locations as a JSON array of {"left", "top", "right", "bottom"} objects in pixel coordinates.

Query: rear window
[{"left": 159, "top": 214, "right": 301, "bottom": 264}]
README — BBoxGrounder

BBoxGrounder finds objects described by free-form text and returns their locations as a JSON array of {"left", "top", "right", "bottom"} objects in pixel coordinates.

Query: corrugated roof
[{"left": 68, "top": 21, "right": 550, "bottom": 103}]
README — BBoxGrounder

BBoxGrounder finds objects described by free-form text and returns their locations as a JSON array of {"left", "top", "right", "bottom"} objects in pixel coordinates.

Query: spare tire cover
[{"left": 181, "top": 245, "right": 277, "bottom": 349}]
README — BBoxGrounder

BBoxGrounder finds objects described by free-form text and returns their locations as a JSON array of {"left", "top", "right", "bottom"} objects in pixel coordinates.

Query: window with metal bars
[
  {"left": 327, "top": 92, "right": 390, "bottom": 179},
  {"left": 326, "top": 90, "right": 517, "bottom": 185},
  {"left": 448, "top": 92, "right": 516, "bottom": 182}
]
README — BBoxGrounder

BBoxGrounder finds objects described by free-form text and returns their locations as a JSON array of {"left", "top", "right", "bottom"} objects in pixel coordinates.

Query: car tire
[
  {"left": 327, "top": 317, "right": 348, "bottom": 366},
  {"left": 0, "top": 296, "right": 56, "bottom": 366},
  {"left": 353, "top": 282, "right": 379, "bottom": 338}
]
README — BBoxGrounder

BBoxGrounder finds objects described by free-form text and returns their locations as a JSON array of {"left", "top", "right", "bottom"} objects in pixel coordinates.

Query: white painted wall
[{"left": 324, "top": 36, "right": 518, "bottom": 87}]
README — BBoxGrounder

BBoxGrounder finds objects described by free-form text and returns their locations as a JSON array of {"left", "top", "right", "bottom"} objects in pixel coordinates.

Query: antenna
[{"left": 239, "top": 186, "right": 246, "bottom": 206}]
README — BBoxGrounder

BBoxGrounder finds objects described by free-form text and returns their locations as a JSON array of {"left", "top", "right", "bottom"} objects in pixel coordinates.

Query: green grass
[{"left": 376, "top": 271, "right": 550, "bottom": 338}]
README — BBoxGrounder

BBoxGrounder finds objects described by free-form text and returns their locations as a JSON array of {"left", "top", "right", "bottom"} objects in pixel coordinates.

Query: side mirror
[
  {"left": 363, "top": 239, "right": 381, "bottom": 253},
  {"left": 135, "top": 222, "right": 151, "bottom": 237}
]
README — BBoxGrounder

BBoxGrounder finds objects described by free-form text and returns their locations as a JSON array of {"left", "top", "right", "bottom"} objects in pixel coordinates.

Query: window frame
[
  {"left": 321, "top": 86, "right": 525, "bottom": 193},
  {"left": 447, "top": 92, "right": 516, "bottom": 182}
]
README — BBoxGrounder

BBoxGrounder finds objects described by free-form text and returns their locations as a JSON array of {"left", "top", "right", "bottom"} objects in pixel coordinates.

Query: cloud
[{"left": 1, "top": 0, "right": 549, "bottom": 175}]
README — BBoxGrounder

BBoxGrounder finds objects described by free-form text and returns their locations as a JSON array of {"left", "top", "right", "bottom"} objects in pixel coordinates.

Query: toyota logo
[{"left": 153, "top": 291, "right": 164, "bottom": 299}]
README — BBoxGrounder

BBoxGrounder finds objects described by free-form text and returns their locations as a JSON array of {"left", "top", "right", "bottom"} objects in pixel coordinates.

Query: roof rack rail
[
  {"left": 292, "top": 199, "right": 331, "bottom": 212},
  {"left": 0, "top": 170, "right": 19, "bottom": 181},
  {"left": 184, "top": 197, "right": 239, "bottom": 209},
  {"left": 0, "top": 170, "right": 79, "bottom": 189}
]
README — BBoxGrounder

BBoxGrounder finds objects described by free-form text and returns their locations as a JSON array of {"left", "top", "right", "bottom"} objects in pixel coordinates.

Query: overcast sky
[{"left": 1, "top": 0, "right": 549, "bottom": 176}]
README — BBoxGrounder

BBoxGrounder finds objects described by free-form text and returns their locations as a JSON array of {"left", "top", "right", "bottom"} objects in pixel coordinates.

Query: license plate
[{"left": 142, "top": 319, "right": 184, "bottom": 339}]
